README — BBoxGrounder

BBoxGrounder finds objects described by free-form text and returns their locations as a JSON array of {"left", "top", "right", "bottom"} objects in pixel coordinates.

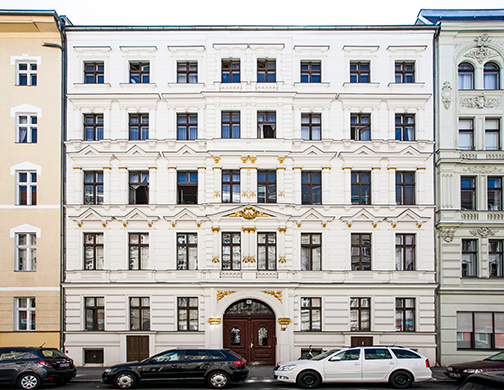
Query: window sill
[
  {"left": 293, "top": 82, "right": 330, "bottom": 92},
  {"left": 387, "top": 82, "right": 426, "bottom": 91},
  {"left": 251, "top": 81, "right": 284, "bottom": 92},
  {"left": 341, "top": 82, "right": 380, "bottom": 92},
  {"left": 72, "top": 83, "right": 111, "bottom": 92},
  {"left": 214, "top": 81, "right": 246, "bottom": 92},
  {"left": 119, "top": 82, "right": 157, "bottom": 92},
  {"left": 166, "top": 82, "right": 204, "bottom": 93}
]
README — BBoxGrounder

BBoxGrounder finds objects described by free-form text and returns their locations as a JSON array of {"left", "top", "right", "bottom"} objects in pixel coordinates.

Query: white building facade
[
  {"left": 417, "top": 10, "right": 504, "bottom": 365},
  {"left": 63, "top": 26, "right": 437, "bottom": 366}
]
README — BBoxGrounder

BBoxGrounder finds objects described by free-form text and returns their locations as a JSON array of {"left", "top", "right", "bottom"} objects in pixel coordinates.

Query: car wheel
[
  {"left": 207, "top": 370, "right": 230, "bottom": 389},
  {"left": 296, "top": 370, "right": 321, "bottom": 389},
  {"left": 18, "top": 373, "right": 41, "bottom": 390},
  {"left": 114, "top": 371, "right": 138, "bottom": 389},
  {"left": 389, "top": 370, "right": 413, "bottom": 389}
]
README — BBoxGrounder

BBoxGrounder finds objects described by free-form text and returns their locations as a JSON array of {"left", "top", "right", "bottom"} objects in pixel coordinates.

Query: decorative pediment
[
  {"left": 70, "top": 208, "right": 113, "bottom": 227},
  {"left": 116, "top": 208, "right": 159, "bottom": 227},
  {"left": 347, "top": 145, "right": 376, "bottom": 157},
  {"left": 124, "top": 145, "right": 151, "bottom": 156},
  {"left": 71, "top": 145, "right": 102, "bottom": 157},
  {"left": 386, "top": 209, "right": 430, "bottom": 228},
  {"left": 296, "top": 145, "right": 326, "bottom": 157},
  {"left": 397, "top": 145, "right": 423, "bottom": 157},
  {"left": 291, "top": 209, "right": 334, "bottom": 227},
  {"left": 340, "top": 209, "right": 384, "bottom": 228},
  {"left": 173, "top": 145, "right": 198, "bottom": 157},
  {"left": 10, "top": 223, "right": 41, "bottom": 238},
  {"left": 165, "top": 209, "right": 208, "bottom": 227},
  {"left": 10, "top": 161, "right": 42, "bottom": 175},
  {"left": 68, "top": 145, "right": 112, "bottom": 167},
  {"left": 225, "top": 206, "right": 272, "bottom": 220}
]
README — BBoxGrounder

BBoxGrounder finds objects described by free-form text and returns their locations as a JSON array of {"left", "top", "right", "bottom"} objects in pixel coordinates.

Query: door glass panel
[
  {"left": 258, "top": 327, "right": 268, "bottom": 346},
  {"left": 231, "top": 327, "right": 241, "bottom": 345},
  {"left": 225, "top": 299, "right": 274, "bottom": 315}
]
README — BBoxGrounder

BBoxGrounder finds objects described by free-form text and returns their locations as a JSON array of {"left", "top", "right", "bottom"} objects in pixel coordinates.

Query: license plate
[
  {"left": 60, "top": 362, "right": 70, "bottom": 367},
  {"left": 449, "top": 373, "right": 461, "bottom": 378}
]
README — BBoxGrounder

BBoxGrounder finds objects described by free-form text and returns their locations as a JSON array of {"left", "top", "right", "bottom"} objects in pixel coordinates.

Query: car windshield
[
  {"left": 484, "top": 352, "right": 504, "bottom": 361},
  {"left": 311, "top": 349, "right": 340, "bottom": 361}
]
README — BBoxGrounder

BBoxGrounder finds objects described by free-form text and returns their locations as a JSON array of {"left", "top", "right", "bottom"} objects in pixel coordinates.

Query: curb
[{"left": 73, "top": 378, "right": 456, "bottom": 384}]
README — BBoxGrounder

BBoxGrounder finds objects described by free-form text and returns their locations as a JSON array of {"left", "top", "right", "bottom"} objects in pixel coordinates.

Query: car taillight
[
  {"left": 37, "top": 360, "right": 53, "bottom": 368},
  {"left": 233, "top": 360, "right": 245, "bottom": 366},
  {"left": 70, "top": 358, "right": 74, "bottom": 366},
  {"left": 425, "top": 359, "right": 430, "bottom": 368}
]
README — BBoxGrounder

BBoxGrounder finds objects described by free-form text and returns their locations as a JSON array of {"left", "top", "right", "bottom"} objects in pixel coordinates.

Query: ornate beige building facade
[{"left": 0, "top": 11, "right": 63, "bottom": 348}]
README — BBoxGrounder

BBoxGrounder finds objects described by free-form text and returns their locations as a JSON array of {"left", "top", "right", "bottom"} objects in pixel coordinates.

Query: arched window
[
  {"left": 484, "top": 63, "right": 500, "bottom": 90},
  {"left": 458, "top": 63, "right": 474, "bottom": 90}
]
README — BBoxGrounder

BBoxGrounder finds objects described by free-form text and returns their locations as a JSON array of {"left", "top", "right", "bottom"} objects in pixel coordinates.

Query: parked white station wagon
[{"left": 274, "top": 346, "right": 431, "bottom": 389}]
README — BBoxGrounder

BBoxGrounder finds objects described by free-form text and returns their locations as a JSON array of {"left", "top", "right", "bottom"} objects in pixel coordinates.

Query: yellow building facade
[{"left": 0, "top": 11, "right": 62, "bottom": 348}]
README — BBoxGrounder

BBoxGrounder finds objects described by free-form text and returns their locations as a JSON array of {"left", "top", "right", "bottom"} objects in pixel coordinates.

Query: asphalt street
[{"left": 9, "top": 380, "right": 459, "bottom": 390}]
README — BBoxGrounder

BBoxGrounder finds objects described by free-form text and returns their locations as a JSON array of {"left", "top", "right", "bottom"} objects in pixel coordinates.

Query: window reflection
[
  {"left": 231, "top": 327, "right": 241, "bottom": 345},
  {"left": 258, "top": 327, "right": 268, "bottom": 346}
]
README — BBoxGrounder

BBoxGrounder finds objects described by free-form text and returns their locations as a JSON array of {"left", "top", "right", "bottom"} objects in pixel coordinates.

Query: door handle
[{"left": 250, "top": 343, "right": 254, "bottom": 349}]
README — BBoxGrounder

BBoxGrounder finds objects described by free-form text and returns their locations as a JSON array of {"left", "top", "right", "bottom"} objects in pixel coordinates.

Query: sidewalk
[{"left": 74, "top": 365, "right": 452, "bottom": 383}]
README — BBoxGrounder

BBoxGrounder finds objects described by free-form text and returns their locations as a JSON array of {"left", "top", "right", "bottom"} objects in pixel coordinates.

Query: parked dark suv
[
  {"left": 0, "top": 347, "right": 76, "bottom": 389},
  {"left": 102, "top": 348, "right": 248, "bottom": 389}
]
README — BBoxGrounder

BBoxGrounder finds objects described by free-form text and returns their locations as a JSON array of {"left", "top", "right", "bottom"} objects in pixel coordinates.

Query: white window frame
[
  {"left": 10, "top": 224, "right": 41, "bottom": 271},
  {"left": 16, "top": 171, "right": 37, "bottom": 206},
  {"left": 16, "top": 62, "right": 38, "bottom": 86},
  {"left": 15, "top": 297, "right": 36, "bottom": 331},
  {"left": 11, "top": 55, "right": 41, "bottom": 86},
  {"left": 11, "top": 104, "right": 42, "bottom": 143},
  {"left": 16, "top": 114, "right": 38, "bottom": 143},
  {"left": 11, "top": 162, "right": 42, "bottom": 206},
  {"left": 15, "top": 233, "right": 37, "bottom": 271}
]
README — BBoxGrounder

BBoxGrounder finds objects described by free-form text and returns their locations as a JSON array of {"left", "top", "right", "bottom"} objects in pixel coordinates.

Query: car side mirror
[
  {"left": 329, "top": 356, "right": 341, "bottom": 361},
  {"left": 149, "top": 359, "right": 158, "bottom": 364}
]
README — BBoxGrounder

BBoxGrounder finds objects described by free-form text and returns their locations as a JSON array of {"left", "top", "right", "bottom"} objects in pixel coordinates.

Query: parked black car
[
  {"left": 445, "top": 351, "right": 504, "bottom": 384},
  {"left": 456, "top": 370, "right": 504, "bottom": 390},
  {"left": 102, "top": 348, "right": 248, "bottom": 389},
  {"left": 0, "top": 347, "right": 76, "bottom": 389}
]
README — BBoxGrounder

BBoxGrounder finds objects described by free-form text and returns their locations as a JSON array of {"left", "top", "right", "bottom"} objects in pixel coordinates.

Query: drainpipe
[{"left": 42, "top": 12, "right": 67, "bottom": 352}]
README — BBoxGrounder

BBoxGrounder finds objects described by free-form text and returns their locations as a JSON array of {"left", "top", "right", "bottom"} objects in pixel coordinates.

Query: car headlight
[
  {"left": 104, "top": 368, "right": 112, "bottom": 373},
  {"left": 463, "top": 369, "right": 483, "bottom": 374},
  {"left": 277, "top": 364, "right": 297, "bottom": 371},
  {"left": 446, "top": 367, "right": 453, "bottom": 372}
]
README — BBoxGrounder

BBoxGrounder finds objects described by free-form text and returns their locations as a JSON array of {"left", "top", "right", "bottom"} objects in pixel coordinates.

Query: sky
[{"left": 0, "top": 0, "right": 503, "bottom": 26}]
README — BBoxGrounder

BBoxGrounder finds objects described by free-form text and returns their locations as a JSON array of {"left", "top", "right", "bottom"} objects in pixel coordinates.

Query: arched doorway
[{"left": 223, "top": 299, "right": 276, "bottom": 365}]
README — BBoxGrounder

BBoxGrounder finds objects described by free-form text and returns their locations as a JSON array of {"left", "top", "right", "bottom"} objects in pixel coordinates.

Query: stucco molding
[
  {"left": 463, "top": 34, "right": 499, "bottom": 64},
  {"left": 469, "top": 227, "right": 498, "bottom": 238},
  {"left": 462, "top": 165, "right": 502, "bottom": 174},
  {"left": 460, "top": 93, "right": 500, "bottom": 109},
  {"left": 438, "top": 227, "right": 457, "bottom": 243},
  {"left": 441, "top": 81, "right": 452, "bottom": 109}
]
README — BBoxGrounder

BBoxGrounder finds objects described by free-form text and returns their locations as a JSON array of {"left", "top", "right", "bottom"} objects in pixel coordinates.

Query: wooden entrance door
[
  {"left": 351, "top": 336, "right": 373, "bottom": 347},
  {"left": 223, "top": 315, "right": 276, "bottom": 365},
  {"left": 126, "top": 335, "right": 149, "bottom": 362}
]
